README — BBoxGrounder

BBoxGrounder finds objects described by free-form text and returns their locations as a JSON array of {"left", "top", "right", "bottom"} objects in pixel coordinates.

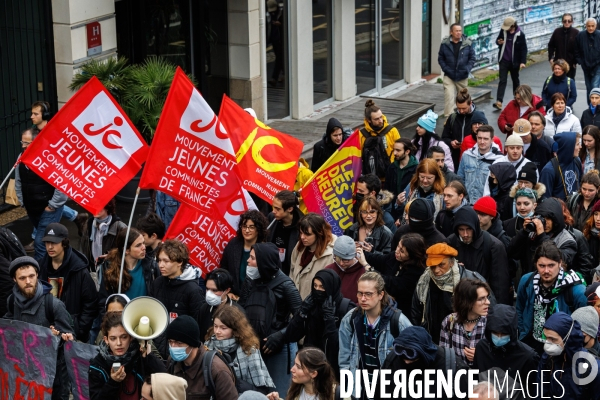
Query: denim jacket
[
  {"left": 457, "top": 145, "right": 503, "bottom": 204},
  {"left": 338, "top": 303, "right": 412, "bottom": 385}
]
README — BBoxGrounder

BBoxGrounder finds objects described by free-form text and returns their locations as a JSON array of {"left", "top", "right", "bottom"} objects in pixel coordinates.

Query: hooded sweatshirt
[
  {"left": 311, "top": 118, "right": 348, "bottom": 171},
  {"left": 448, "top": 207, "right": 511, "bottom": 304},
  {"left": 540, "top": 131, "right": 581, "bottom": 200},
  {"left": 381, "top": 326, "right": 470, "bottom": 399},
  {"left": 538, "top": 312, "right": 600, "bottom": 399},
  {"left": 487, "top": 162, "right": 517, "bottom": 221},
  {"left": 39, "top": 246, "right": 97, "bottom": 342},
  {"left": 240, "top": 242, "right": 302, "bottom": 332},
  {"left": 474, "top": 305, "right": 540, "bottom": 394},
  {"left": 151, "top": 373, "right": 188, "bottom": 400}
]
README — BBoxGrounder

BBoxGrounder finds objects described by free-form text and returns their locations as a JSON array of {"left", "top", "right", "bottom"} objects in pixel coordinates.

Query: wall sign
[{"left": 86, "top": 22, "right": 102, "bottom": 56}]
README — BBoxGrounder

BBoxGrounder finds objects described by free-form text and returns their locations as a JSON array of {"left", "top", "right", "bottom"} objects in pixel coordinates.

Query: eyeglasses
[
  {"left": 334, "top": 255, "right": 355, "bottom": 264},
  {"left": 360, "top": 210, "right": 378, "bottom": 215},
  {"left": 563, "top": 19, "right": 572, "bottom": 23},
  {"left": 357, "top": 291, "right": 377, "bottom": 299},
  {"left": 241, "top": 225, "right": 256, "bottom": 231},
  {"left": 477, "top": 295, "right": 491, "bottom": 304},
  {"left": 20, "top": 141, "right": 32, "bottom": 145}
]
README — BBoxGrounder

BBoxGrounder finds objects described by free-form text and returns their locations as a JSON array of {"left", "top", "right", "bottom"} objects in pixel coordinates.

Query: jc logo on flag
[{"left": 72, "top": 91, "right": 144, "bottom": 169}]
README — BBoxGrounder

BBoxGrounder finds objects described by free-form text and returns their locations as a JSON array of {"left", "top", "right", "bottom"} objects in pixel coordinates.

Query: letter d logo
[{"left": 573, "top": 351, "right": 598, "bottom": 385}]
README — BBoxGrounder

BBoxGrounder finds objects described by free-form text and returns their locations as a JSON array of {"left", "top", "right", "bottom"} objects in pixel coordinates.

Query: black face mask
[
  {"left": 311, "top": 289, "right": 328, "bottom": 305},
  {"left": 488, "top": 176, "right": 497, "bottom": 190},
  {"left": 355, "top": 193, "right": 365, "bottom": 203}
]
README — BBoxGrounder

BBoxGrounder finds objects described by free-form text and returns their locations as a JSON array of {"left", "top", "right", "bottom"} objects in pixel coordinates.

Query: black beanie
[
  {"left": 470, "top": 111, "right": 488, "bottom": 125},
  {"left": 517, "top": 163, "right": 538, "bottom": 185},
  {"left": 408, "top": 198, "right": 435, "bottom": 222},
  {"left": 165, "top": 315, "right": 201, "bottom": 348}
]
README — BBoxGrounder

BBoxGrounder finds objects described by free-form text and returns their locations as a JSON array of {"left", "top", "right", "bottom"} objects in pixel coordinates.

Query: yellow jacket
[
  {"left": 295, "top": 158, "right": 313, "bottom": 214},
  {"left": 359, "top": 115, "right": 401, "bottom": 162}
]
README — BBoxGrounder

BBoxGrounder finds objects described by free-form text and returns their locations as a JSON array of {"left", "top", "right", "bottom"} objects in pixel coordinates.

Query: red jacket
[{"left": 497, "top": 95, "right": 546, "bottom": 135}]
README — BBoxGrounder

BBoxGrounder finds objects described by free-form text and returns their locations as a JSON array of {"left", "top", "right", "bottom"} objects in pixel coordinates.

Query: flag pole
[
  {"left": 118, "top": 187, "right": 141, "bottom": 294},
  {"left": 0, "top": 166, "right": 16, "bottom": 192}
]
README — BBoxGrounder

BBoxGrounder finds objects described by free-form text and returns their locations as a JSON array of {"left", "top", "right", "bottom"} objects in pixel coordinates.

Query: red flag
[
  {"left": 20, "top": 76, "right": 149, "bottom": 215},
  {"left": 164, "top": 190, "right": 256, "bottom": 276},
  {"left": 220, "top": 95, "right": 304, "bottom": 203},
  {"left": 140, "top": 68, "right": 246, "bottom": 216}
]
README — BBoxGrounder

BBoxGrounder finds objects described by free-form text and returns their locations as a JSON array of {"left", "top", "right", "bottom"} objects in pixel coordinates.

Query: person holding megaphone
[{"left": 88, "top": 312, "right": 166, "bottom": 400}]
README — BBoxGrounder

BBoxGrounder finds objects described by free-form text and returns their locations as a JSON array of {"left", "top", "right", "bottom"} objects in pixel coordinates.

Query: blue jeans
[
  {"left": 264, "top": 342, "right": 297, "bottom": 397},
  {"left": 583, "top": 65, "right": 600, "bottom": 104},
  {"left": 30, "top": 206, "right": 64, "bottom": 260},
  {"left": 156, "top": 191, "right": 180, "bottom": 230},
  {"left": 31, "top": 205, "right": 77, "bottom": 239}
]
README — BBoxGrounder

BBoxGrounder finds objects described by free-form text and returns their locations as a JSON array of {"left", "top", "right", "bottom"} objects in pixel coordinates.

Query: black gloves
[
  {"left": 322, "top": 295, "right": 336, "bottom": 321},
  {"left": 263, "top": 330, "right": 284, "bottom": 353},
  {"left": 300, "top": 294, "right": 315, "bottom": 318}
]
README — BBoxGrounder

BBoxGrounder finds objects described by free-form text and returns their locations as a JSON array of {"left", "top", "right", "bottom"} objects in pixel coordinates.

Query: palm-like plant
[
  {"left": 69, "top": 57, "right": 132, "bottom": 105},
  {"left": 71, "top": 56, "right": 196, "bottom": 144}
]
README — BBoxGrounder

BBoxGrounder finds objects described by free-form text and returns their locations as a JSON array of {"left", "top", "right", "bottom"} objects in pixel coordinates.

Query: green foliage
[
  {"left": 71, "top": 56, "right": 196, "bottom": 144},
  {"left": 69, "top": 57, "right": 132, "bottom": 104}
]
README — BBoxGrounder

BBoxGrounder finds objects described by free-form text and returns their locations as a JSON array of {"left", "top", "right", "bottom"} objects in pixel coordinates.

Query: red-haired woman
[{"left": 397, "top": 158, "right": 446, "bottom": 224}]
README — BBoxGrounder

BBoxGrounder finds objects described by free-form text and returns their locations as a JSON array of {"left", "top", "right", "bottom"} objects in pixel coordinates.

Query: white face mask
[
  {"left": 543, "top": 321, "right": 574, "bottom": 357},
  {"left": 246, "top": 266, "right": 261, "bottom": 280},
  {"left": 205, "top": 290, "right": 223, "bottom": 306}
]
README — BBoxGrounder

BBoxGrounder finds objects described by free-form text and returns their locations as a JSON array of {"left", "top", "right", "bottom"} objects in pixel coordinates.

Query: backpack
[
  {"left": 0, "top": 227, "right": 26, "bottom": 261},
  {"left": 550, "top": 157, "right": 582, "bottom": 201},
  {"left": 544, "top": 75, "right": 572, "bottom": 103},
  {"left": 8, "top": 292, "right": 54, "bottom": 324},
  {"left": 360, "top": 127, "right": 393, "bottom": 179},
  {"left": 203, "top": 346, "right": 257, "bottom": 397},
  {"left": 244, "top": 273, "right": 289, "bottom": 341},
  {"left": 349, "top": 307, "right": 402, "bottom": 338}
]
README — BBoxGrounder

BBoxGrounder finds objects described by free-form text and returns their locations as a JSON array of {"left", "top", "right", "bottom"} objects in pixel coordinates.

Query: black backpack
[
  {"left": 360, "top": 127, "right": 393, "bottom": 179},
  {"left": 349, "top": 307, "right": 402, "bottom": 338},
  {"left": 244, "top": 273, "right": 289, "bottom": 341},
  {"left": 0, "top": 227, "right": 26, "bottom": 261}
]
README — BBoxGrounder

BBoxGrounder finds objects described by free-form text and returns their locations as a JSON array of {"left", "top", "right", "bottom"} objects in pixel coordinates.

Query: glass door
[
  {"left": 313, "top": 0, "right": 333, "bottom": 105},
  {"left": 266, "top": 0, "right": 290, "bottom": 119},
  {"left": 355, "top": 0, "right": 404, "bottom": 96}
]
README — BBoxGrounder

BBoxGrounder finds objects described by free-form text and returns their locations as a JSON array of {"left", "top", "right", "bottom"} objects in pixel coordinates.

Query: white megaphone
[{"left": 122, "top": 296, "right": 169, "bottom": 342}]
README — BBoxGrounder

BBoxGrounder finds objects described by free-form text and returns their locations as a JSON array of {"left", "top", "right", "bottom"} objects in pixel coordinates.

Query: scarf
[
  {"left": 415, "top": 259, "right": 461, "bottom": 305},
  {"left": 13, "top": 281, "right": 44, "bottom": 312},
  {"left": 98, "top": 339, "right": 140, "bottom": 367},
  {"left": 91, "top": 215, "right": 112, "bottom": 261},
  {"left": 533, "top": 268, "right": 583, "bottom": 305},
  {"left": 205, "top": 336, "right": 275, "bottom": 389},
  {"left": 591, "top": 104, "right": 597, "bottom": 115},
  {"left": 552, "top": 110, "right": 566, "bottom": 127}
]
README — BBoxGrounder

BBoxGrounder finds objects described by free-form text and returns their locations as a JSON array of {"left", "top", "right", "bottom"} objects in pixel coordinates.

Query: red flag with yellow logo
[{"left": 219, "top": 95, "right": 304, "bottom": 203}]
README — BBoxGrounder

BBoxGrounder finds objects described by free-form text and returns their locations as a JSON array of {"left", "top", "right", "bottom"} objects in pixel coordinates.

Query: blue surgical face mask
[
  {"left": 518, "top": 210, "right": 535, "bottom": 219},
  {"left": 169, "top": 345, "right": 190, "bottom": 362},
  {"left": 491, "top": 333, "right": 510, "bottom": 347}
]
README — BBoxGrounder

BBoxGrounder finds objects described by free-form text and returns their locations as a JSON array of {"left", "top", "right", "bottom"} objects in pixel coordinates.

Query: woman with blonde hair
[
  {"left": 397, "top": 158, "right": 445, "bottom": 224},
  {"left": 344, "top": 196, "right": 392, "bottom": 255},
  {"left": 498, "top": 85, "right": 545, "bottom": 135},
  {"left": 205, "top": 304, "right": 275, "bottom": 394}
]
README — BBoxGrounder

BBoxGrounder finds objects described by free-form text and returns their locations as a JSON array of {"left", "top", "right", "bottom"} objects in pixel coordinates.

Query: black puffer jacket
[
  {"left": 447, "top": 207, "right": 511, "bottom": 304},
  {"left": 149, "top": 266, "right": 206, "bottom": 358},
  {"left": 239, "top": 242, "right": 302, "bottom": 332},
  {"left": 39, "top": 246, "right": 98, "bottom": 342},
  {"left": 508, "top": 198, "right": 577, "bottom": 274},
  {"left": 311, "top": 118, "right": 350, "bottom": 171},
  {"left": 474, "top": 304, "right": 540, "bottom": 395},
  {"left": 0, "top": 250, "right": 12, "bottom": 318},
  {"left": 567, "top": 225, "right": 595, "bottom": 283}
]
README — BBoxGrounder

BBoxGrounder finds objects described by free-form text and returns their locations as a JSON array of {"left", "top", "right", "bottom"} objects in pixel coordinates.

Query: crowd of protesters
[{"left": 6, "top": 12, "right": 600, "bottom": 400}]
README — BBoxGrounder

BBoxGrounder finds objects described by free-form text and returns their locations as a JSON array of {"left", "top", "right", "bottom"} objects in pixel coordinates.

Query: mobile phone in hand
[{"left": 112, "top": 363, "right": 121, "bottom": 373}]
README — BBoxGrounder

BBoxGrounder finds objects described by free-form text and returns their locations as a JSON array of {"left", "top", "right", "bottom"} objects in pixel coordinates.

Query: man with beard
[
  {"left": 4, "top": 256, "right": 74, "bottom": 400},
  {"left": 324, "top": 235, "right": 364, "bottom": 300},
  {"left": 355, "top": 174, "right": 396, "bottom": 233},
  {"left": 385, "top": 139, "right": 418, "bottom": 220},
  {"left": 516, "top": 241, "right": 586, "bottom": 354},
  {"left": 380, "top": 326, "right": 469, "bottom": 400}
]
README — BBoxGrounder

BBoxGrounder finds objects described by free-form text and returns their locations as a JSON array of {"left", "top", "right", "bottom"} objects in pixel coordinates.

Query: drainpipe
[{"left": 259, "top": 0, "right": 268, "bottom": 121}]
